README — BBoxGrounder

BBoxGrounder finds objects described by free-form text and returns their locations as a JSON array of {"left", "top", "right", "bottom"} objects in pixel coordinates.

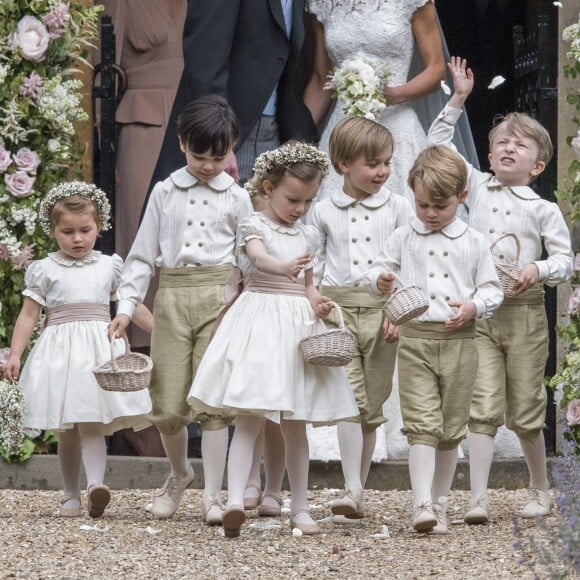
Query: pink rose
[
  {"left": 0, "top": 348, "right": 9, "bottom": 367},
  {"left": 567, "top": 399, "right": 580, "bottom": 426},
  {"left": 4, "top": 171, "right": 35, "bottom": 198},
  {"left": 12, "top": 16, "right": 50, "bottom": 62},
  {"left": 13, "top": 148, "right": 41, "bottom": 174},
  {"left": 0, "top": 147, "right": 12, "bottom": 172}
]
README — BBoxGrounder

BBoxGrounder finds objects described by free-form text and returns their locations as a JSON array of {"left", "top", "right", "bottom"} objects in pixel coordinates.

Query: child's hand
[
  {"left": 377, "top": 272, "right": 395, "bottom": 295},
  {"left": 108, "top": 314, "right": 130, "bottom": 340},
  {"left": 448, "top": 56, "right": 474, "bottom": 108},
  {"left": 512, "top": 263, "right": 540, "bottom": 296},
  {"left": 305, "top": 286, "right": 333, "bottom": 318},
  {"left": 383, "top": 319, "right": 400, "bottom": 343},
  {"left": 283, "top": 253, "right": 312, "bottom": 282},
  {"left": 4, "top": 354, "right": 21, "bottom": 382},
  {"left": 445, "top": 300, "right": 476, "bottom": 329}
]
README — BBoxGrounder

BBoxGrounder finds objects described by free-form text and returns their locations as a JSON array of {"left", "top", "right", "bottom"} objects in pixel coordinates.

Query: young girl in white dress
[
  {"left": 4, "top": 182, "right": 152, "bottom": 519},
  {"left": 187, "top": 142, "right": 359, "bottom": 537}
]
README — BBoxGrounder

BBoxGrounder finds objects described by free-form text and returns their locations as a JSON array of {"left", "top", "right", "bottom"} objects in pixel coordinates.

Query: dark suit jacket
[{"left": 148, "top": 0, "right": 318, "bottom": 192}]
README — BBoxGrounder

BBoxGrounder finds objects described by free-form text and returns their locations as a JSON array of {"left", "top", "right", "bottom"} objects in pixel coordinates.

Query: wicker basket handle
[
  {"left": 307, "top": 300, "right": 345, "bottom": 334},
  {"left": 109, "top": 334, "right": 130, "bottom": 371},
  {"left": 490, "top": 233, "right": 521, "bottom": 261},
  {"left": 390, "top": 272, "right": 410, "bottom": 293}
]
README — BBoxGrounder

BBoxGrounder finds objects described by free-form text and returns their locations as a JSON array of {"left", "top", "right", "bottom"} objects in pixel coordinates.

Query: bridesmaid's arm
[
  {"left": 383, "top": 2, "right": 446, "bottom": 105},
  {"left": 303, "top": 16, "right": 333, "bottom": 127}
]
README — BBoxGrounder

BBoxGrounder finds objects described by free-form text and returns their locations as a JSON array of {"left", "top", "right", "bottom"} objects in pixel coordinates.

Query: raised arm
[
  {"left": 244, "top": 238, "right": 311, "bottom": 281},
  {"left": 383, "top": 2, "right": 446, "bottom": 105},
  {"left": 303, "top": 15, "right": 333, "bottom": 126}
]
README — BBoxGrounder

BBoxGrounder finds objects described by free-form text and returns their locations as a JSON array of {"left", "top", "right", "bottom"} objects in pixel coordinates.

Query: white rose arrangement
[{"left": 325, "top": 57, "right": 390, "bottom": 121}]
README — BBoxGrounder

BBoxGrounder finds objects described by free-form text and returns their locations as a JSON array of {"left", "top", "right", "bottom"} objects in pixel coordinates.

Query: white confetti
[
  {"left": 553, "top": 2, "right": 562, "bottom": 7},
  {"left": 292, "top": 527, "right": 303, "bottom": 537},
  {"left": 137, "top": 526, "right": 161, "bottom": 535},
  {"left": 80, "top": 524, "right": 109, "bottom": 533},
  {"left": 370, "top": 525, "right": 390, "bottom": 539},
  {"left": 248, "top": 520, "right": 281, "bottom": 530},
  {"left": 440, "top": 80, "right": 451, "bottom": 95},
  {"left": 488, "top": 75, "right": 506, "bottom": 90}
]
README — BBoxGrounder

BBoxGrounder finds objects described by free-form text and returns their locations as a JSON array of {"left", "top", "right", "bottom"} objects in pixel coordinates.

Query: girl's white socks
[
  {"left": 77, "top": 422, "right": 106, "bottom": 488},
  {"left": 58, "top": 426, "right": 82, "bottom": 498},
  {"left": 280, "top": 419, "right": 310, "bottom": 513}
]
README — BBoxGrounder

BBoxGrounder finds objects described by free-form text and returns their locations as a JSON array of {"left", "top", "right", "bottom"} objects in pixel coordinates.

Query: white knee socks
[
  {"left": 262, "top": 420, "right": 286, "bottom": 498},
  {"left": 201, "top": 427, "right": 229, "bottom": 498},
  {"left": 468, "top": 432, "right": 495, "bottom": 501},
  {"left": 58, "top": 426, "right": 82, "bottom": 498},
  {"left": 431, "top": 448, "right": 458, "bottom": 502},
  {"left": 519, "top": 432, "right": 549, "bottom": 490},
  {"left": 245, "top": 423, "right": 265, "bottom": 498},
  {"left": 361, "top": 430, "right": 377, "bottom": 487},
  {"left": 280, "top": 420, "right": 310, "bottom": 513},
  {"left": 160, "top": 427, "right": 190, "bottom": 479},
  {"left": 408, "top": 444, "right": 436, "bottom": 506},
  {"left": 337, "top": 422, "right": 364, "bottom": 492},
  {"left": 77, "top": 423, "right": 107, "bottom": 489},
  {"left": 227, "top": 416, "right": 263, "bottom": 507}
]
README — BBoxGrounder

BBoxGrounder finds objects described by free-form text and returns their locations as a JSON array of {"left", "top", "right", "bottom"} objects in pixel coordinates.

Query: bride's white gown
[{"left": 306, "top": 0, "right": 522, "bottom": 461}]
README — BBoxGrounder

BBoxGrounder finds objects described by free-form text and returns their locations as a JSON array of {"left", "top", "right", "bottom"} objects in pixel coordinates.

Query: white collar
[
  {"left": 49, "top": 250, "right": 101, "bottom": 267},
  {"left": 170, "top": 166, "right": 235, "bottom": 192},
  {"left": 410, "top": 217, "right": 468, "bottom": 239},
  {"left": 330, "top": 187, "right": 391, "bottom": 209},
  {"left": 257, "top": 212, "right": 300, "bottom": 235},
  {"left": 486, "top": 176, "right": 540, "bottom": 200}
]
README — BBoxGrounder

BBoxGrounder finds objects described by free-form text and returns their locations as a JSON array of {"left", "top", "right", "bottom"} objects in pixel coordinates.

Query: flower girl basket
[
  {"left": 490, "top": 233, "right": 521, "bottom": 297},
  {"left": 382, "top": 275, "right": 429, "bottom": 325},
  {"left": 93, "top": 336, "right": 152, "bottom": 392},
  {"left": 300, "top": 302, "right": 357, "bottom": 367}
]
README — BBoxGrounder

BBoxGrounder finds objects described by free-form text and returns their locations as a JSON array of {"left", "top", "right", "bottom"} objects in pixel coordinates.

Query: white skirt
[{"left": 188, "top": 291, "right": 359, "bottom": 425}]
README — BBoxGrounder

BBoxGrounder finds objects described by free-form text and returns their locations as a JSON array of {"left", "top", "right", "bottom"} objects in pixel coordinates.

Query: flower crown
[
  {"left": 39, "top": 181, "right": 112, "bottom": 236},
  {"left": 245, "top": 142, "right": 329, "bottom": 197}
]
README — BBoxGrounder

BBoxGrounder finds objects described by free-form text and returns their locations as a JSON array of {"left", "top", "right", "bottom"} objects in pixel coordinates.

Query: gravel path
[{"left": 0, "top": 488, "right": 556, "bottom": 579}]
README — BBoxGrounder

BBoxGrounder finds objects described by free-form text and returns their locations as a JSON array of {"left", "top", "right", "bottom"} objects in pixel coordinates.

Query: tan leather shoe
[{"left": 150, "top": 465, "right": 195, "bottom": 519}]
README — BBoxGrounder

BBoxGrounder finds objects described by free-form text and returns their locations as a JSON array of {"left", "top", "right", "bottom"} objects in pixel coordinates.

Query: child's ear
[
  {"left": 458, "top": 189, "right": 468, "bottom": 204},
  {"left": 530, "top": 160, "right": 545, "bottom": 179},
  {"left": 263, "top": 180, "right": 274, "bottom": 197},
  {"left": 178, "top": 137, "right": 186, "bottom": 154}
]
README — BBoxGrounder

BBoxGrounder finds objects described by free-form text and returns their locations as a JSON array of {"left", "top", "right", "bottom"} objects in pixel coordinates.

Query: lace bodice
[{"left": 307, "top": 0, "right": 431, "bottom": 85}]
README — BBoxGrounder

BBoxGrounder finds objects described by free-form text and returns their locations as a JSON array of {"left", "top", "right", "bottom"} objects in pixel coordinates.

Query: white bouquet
[
  {"left": 0, "top": 378, "right": 26, "bottom": 461},
  {"left": 325, "top": 57, "right": 390, "bottom": 121}
]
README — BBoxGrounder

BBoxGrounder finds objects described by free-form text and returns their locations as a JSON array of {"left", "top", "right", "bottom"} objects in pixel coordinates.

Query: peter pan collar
[
  {"left": 170, "top": 166, "right": 235, "bottom": 192},
  {"left": 330, "top": 187, "right": 390, "bottom": 209},
  {"left": 49, "top": 250, "right": 101, "bottom": 267},
  {"left": 257, "top": 212, "right": 300, "bottom": 235},
  {"left": 486, "top": 176, "right": 540, "bottom": 200},
  {"left": 410, "top": 217, "right": 468, "bottom": 239}
]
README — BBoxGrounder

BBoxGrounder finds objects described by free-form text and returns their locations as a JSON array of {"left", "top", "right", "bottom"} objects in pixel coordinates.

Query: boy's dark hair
[{"left": 177, "top": 95, "right": 239, "bottom": 156}]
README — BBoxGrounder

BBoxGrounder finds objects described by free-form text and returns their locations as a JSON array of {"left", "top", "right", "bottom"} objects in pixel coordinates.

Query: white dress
[
  {"left": 20, "top": 251, "right": 152, "bottom": 435},
  {"left": 307, "top": 0, "right": 431, "bottom": 206},
  {"left": 188, "top": 213, "right": 359, "bottom": 425}
]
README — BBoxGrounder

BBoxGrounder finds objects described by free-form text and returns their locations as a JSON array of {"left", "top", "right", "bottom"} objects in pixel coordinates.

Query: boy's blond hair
[
  {"left": 329, "top": 116, "right": 394, "bottom": 174},
  {"left": 407, "top": 145, "right": 467, "bottom": 201},
  {"left": 488, "top": 112, "right": 553, "bottom": 165}
]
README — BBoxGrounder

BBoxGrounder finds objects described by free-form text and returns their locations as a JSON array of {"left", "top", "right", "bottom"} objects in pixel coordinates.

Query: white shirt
[
  {"left": 429, "top": 105, "right": 574, "bottom": 285},
  {"left": 117, "top": 167, "right": 253, "bottom": 318},
  {"left": 364, "top": 218, "right": 504, "bottom": 322},
  {"left": 309, "top": 187, "right": 414, "bottom": 287}
]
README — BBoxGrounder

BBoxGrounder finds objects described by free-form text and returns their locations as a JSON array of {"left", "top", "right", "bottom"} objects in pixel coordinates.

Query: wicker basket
[
  {"left": 491, "top": 233, "right": 521, "bottom": 297},
  {"left": 300, "top": 302, "right": 356, "bottom": 367},
  {"left": 382, "top": 275, "right": 429, "bottom": 325},
  {"left": 93, "top": 336, "right": 152, "bottom": 392}
]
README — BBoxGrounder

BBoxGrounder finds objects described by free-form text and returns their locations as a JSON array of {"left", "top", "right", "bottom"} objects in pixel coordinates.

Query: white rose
[
  {"left": 13, "top": 16, "right": 50, "bottom": 62},
  {"left": 572, "top": 130, "right": 580, "bottom": 159},
  {"left": 47, "top": 139, "right": 61, "bottom": 153},
  {"left": 13, "top": 148, "right": 41, "bottom": 174},
  {"left": 4, "top": 171, "right": 35, "bottom": 198},
  {"left": 0, "top": 147, "right": 12, "bottom": 172}
]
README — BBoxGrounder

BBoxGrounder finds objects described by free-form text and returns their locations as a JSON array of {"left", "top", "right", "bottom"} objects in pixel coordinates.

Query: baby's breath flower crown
[
  {"left": 245, "top": 142, "right": 329, "bottom": 197},
  {"left": 39, "top": 181, "right": 111, "bottom": 236}
]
